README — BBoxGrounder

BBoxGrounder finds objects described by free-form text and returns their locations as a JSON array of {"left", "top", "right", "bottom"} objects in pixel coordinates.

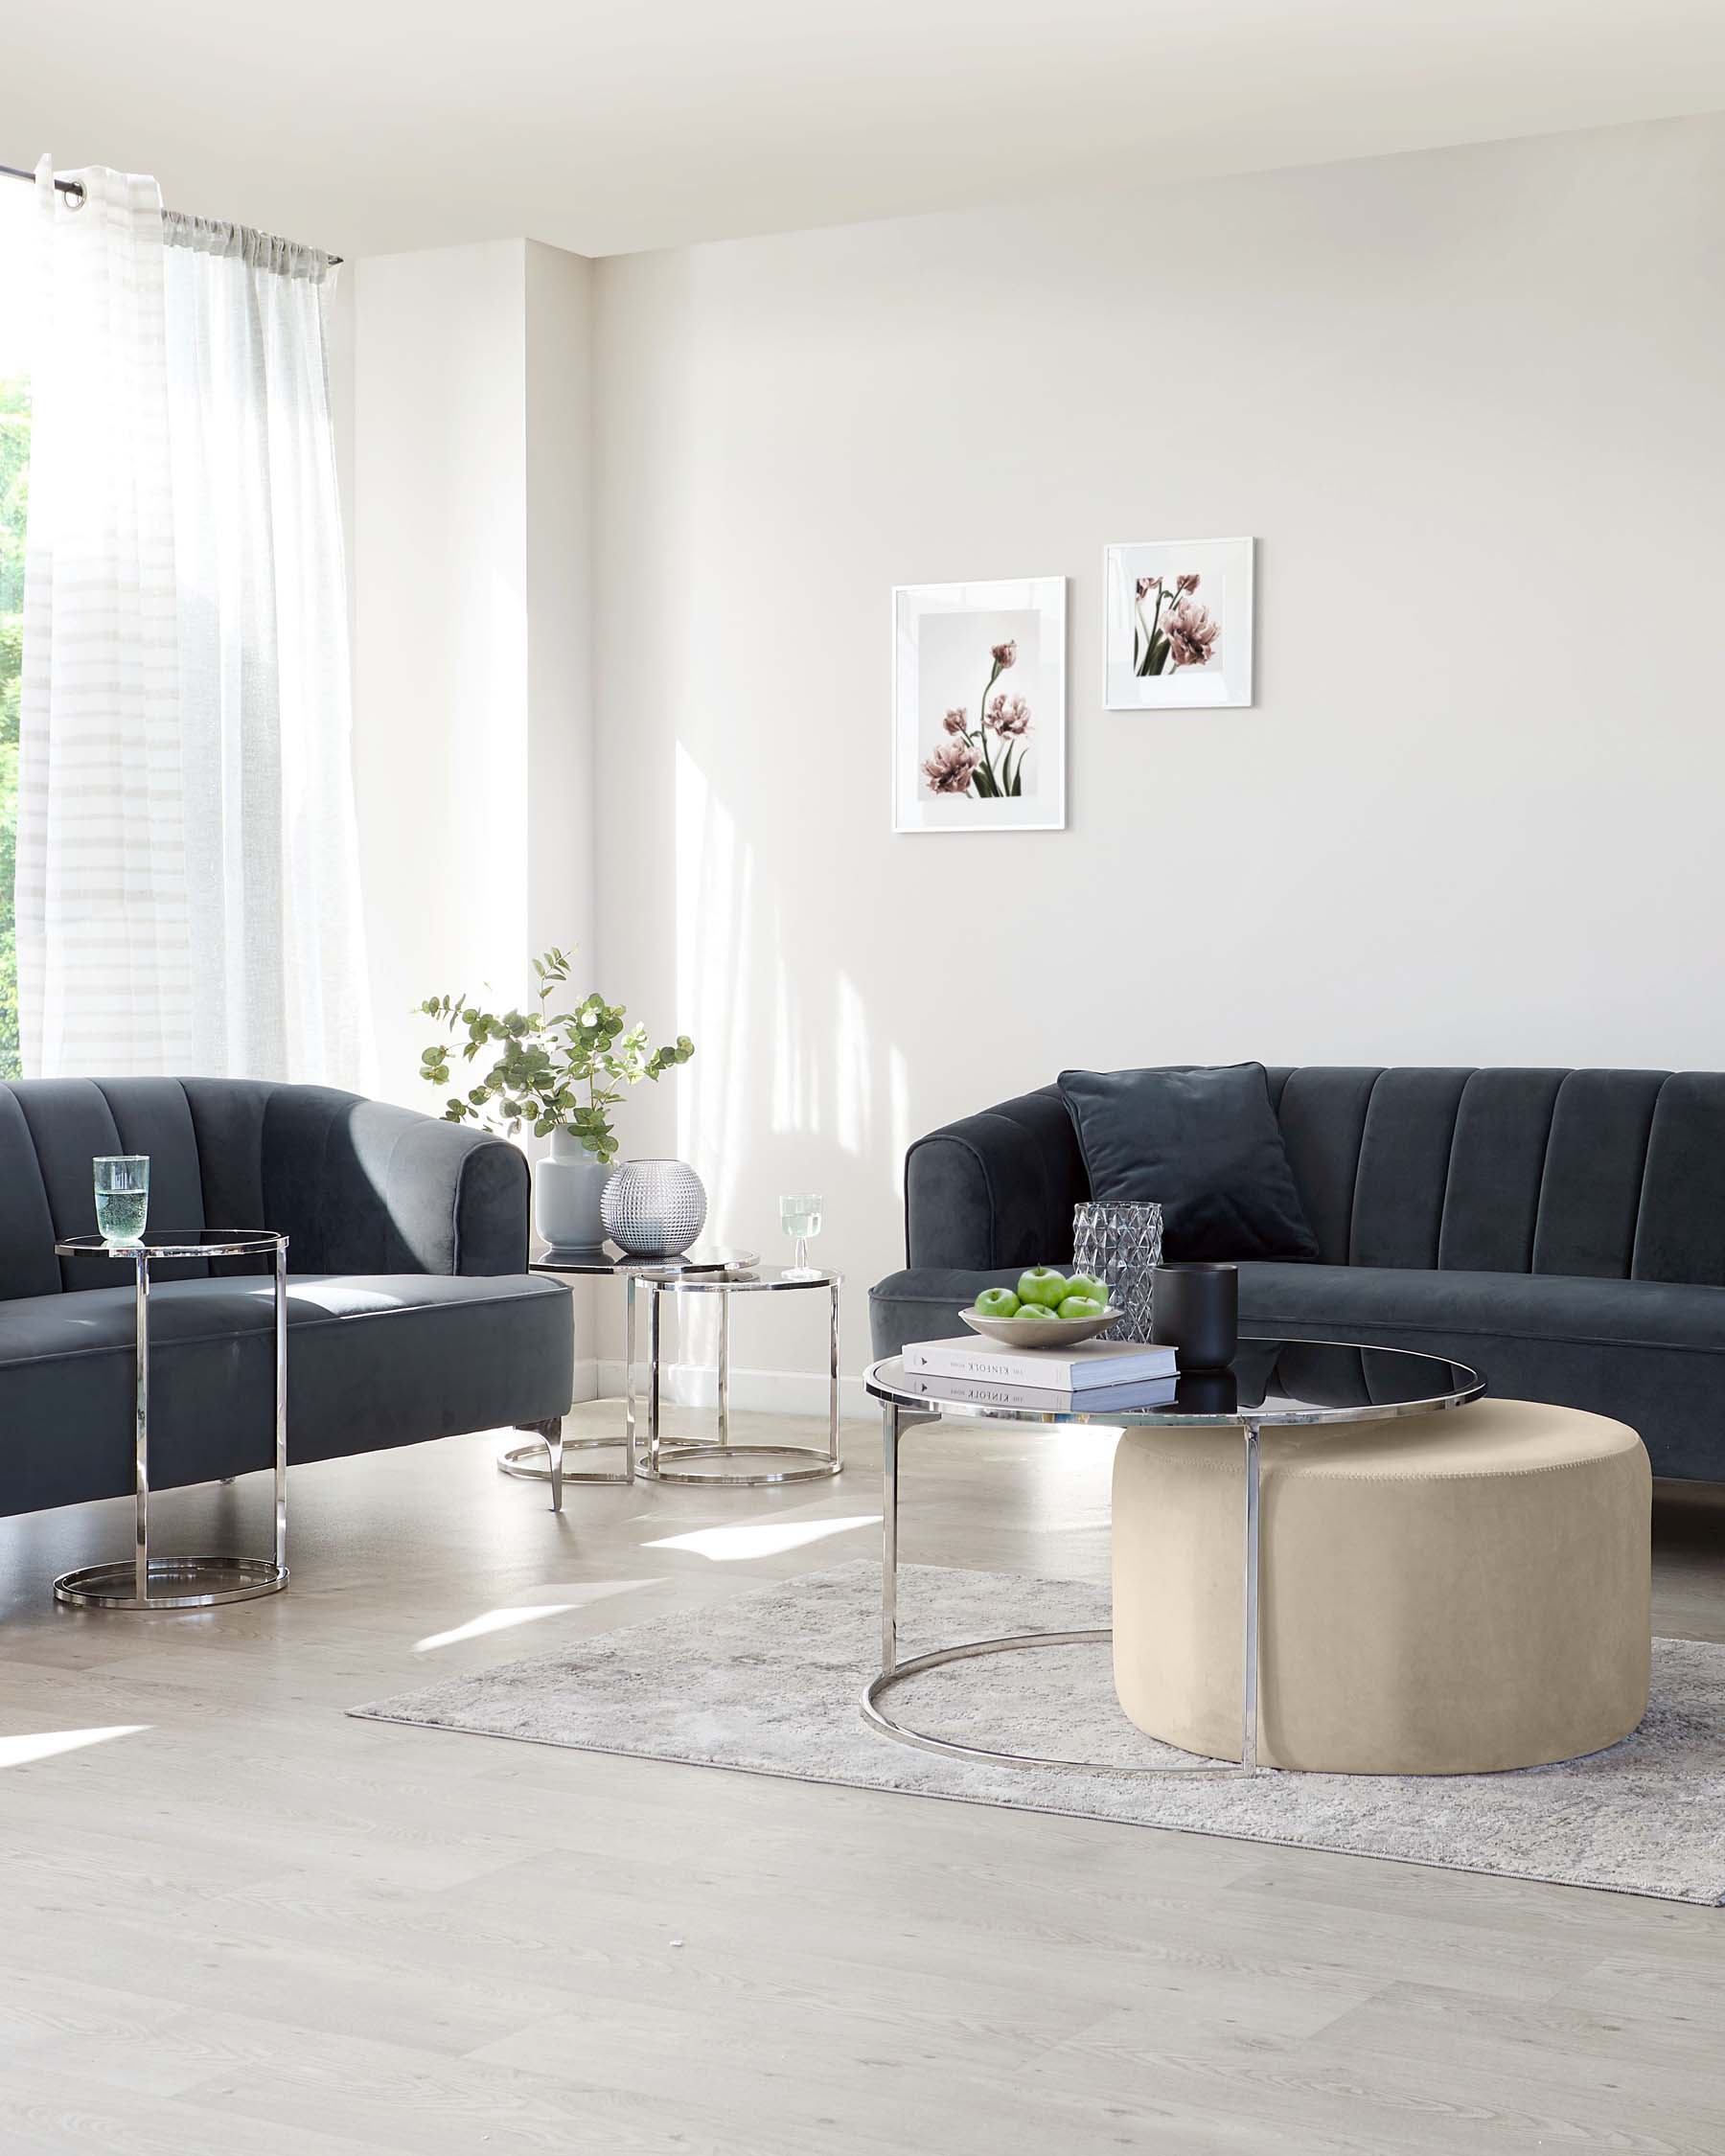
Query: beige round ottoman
[{"left": 1112, "top": 1399, "right": 1650, "bottom": 1774}]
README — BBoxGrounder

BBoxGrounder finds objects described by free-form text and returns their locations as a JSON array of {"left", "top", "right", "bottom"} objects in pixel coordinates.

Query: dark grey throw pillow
[{"left": 1057, "top": 1063, "right": 1320, "bottom": 1262}]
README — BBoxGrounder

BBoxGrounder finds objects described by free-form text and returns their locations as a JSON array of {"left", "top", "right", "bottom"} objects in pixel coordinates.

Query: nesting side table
[
  {"left": 498, "top": 1244, "right": 759, "bottom": 1502},
  {"left": 53, "top": 1230, "right": 290, "bottom": 1611},
  {"left": 634, "top": 1265, "right": 842, "bottom": 1487}
]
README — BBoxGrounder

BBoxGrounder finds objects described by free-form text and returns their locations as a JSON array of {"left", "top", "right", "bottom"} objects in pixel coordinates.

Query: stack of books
[{"left": 899, "top": 1335, "right": 1179, "bottom": 1412}]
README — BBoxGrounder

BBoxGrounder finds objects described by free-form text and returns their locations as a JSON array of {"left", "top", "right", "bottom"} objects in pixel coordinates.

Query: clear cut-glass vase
[{"left": 1071, "top": 1201, "right": 1163, "bottom": 1342}]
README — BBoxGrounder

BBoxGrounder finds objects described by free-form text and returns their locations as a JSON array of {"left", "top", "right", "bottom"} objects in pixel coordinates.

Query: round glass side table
[
  {"left": 497, "top": 1244, "right": 760, "bottom": 1501},
  {"left": 634, "top": 1266, "right": 843, "bottom": 1488},
  {"left": 53, "top": 1230, "right": 290, "bottom": 1611}
]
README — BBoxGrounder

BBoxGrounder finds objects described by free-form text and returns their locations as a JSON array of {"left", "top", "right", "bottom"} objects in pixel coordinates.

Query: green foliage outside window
[{"left": 0, "top": 376, "right": 26, "bottom": 1079}]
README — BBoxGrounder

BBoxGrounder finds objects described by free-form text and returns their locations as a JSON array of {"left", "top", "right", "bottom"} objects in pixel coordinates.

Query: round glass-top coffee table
[
  {"left": 862, "top": 1337, "right": 1483, "bottom": 1777},
  {"left": 53, "top": 1230, "right": 290, "bottom": 1611}
]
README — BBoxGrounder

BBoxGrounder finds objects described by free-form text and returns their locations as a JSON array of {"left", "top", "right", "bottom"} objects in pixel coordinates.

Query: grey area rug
[{"left": 353, "top": 1561, "right": 1725, "bottom": 1904}]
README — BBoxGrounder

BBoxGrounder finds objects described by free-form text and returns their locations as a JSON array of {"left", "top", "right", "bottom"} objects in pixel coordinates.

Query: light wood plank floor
[{"left": 0, "top": 1401, "right": 1720, "bottom": 2155}]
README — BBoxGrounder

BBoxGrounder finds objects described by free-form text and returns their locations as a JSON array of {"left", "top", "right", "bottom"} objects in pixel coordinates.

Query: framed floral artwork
[
  {"left": 891, "top": 577, "right": 1067, "bottom": 834},
  {"left": 1104, "top": 538, "right": 1254, "bottom": 710}
]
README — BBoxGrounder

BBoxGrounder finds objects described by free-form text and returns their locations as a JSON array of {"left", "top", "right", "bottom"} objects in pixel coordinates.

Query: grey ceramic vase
[
  {"left": 601, "top": 1158, "right": 708, "bottom": 1258},
  {"left": 534, "top": 1129, "right": 609, "bottom": 1248}
]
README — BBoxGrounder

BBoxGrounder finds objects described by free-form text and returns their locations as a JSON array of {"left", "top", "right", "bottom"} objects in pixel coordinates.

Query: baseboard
[{"left": 592, "top": 1358, "right": 871, "bottom": 1419}]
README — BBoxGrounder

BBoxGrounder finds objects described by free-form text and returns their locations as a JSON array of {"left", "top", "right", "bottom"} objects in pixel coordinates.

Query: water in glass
[{"left": 93, "top": 1155, "right": 150, "bottom": 1247}]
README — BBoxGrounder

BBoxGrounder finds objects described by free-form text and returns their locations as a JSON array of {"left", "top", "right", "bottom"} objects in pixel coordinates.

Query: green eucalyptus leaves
[{"left": 417, "top": 947, "right": 693, "bottom": 1162}]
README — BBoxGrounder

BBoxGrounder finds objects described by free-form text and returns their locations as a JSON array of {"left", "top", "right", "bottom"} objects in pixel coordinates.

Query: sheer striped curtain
[
  {"left": 162, "top": 214, "right": 368, "bottom": 1087},
  {"left": 17, "top": 162, "right": 190, "bottom": 1074},
  {"left": 17, "top": 160, "right": 371, "bottom": 1087}
]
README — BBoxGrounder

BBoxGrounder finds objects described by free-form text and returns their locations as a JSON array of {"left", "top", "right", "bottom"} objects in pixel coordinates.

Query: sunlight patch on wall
[
  {"left": 474, "top": 564, "right": 531, "bottom": 998},
  {"left": 888, "top": 1044, "right": 911, "bottom": 1198},
  {"left": 675, "top": 739, "right": 756, "bottom": 1259},
  {"left": 836, "top": 972, "right": 871, "bottom": 1157},
  {"left": 770, "top": 945, "right": 821, "bottom": 1139}
]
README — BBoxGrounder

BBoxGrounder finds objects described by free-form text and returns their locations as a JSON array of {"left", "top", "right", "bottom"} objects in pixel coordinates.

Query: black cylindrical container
[
  {"left": 1151, "top": 1262, "right": 1239, "bottom": 1369},
  {"left": 1172, "top": 1366, "right": 1238, "bottom": 1415}
]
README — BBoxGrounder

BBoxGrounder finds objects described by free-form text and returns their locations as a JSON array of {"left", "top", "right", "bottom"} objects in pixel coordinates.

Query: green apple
[
  {"left": 1057, "top": 1294, "right": 1105, "bottom": 1320},
  {"left": 1012, "top": 1301, "right": 1055, "bottom": 1320},
  {"left": 1017, "top": 1267, "right": 1069, "bottom": 1309},
  {"left": 975, "top": 1287, "right": 1021, "bottom": 1319},
  {"left": 1064, "top": 1273, "right": 1109, "bottom": 1308}
]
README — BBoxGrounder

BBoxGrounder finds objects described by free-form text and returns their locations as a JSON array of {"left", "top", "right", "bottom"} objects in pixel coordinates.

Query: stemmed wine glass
[{"left": 779, "top": 1193, "right": 823, "bottom": 1278}]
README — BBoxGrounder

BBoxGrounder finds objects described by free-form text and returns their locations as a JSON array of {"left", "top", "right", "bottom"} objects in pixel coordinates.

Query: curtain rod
[
  {"left": 0, "top": 161, "right": 342, "bottom": 264},
  {"left": 0, "top": 161, "right": 85, "bottom": 203}
]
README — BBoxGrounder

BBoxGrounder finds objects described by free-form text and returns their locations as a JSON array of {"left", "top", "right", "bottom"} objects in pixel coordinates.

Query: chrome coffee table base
[
  {"left": 861, "top": 1341, "right": 1485, "bottom": 1779},
  {"left": 863, "top": 1393, "right": 1264, "bottom": 1778},
  {"left": 862, "top": 1628, "right": 1253, "bottom": 1778},
  {"left": 55, "top": 1555, "right": 289, "bottom": 1612}
]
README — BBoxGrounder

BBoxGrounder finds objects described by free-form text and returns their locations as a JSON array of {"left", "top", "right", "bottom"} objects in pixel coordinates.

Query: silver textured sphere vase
[{"left": 601, "top": 1158, "right": 708, "bottom": 1258}]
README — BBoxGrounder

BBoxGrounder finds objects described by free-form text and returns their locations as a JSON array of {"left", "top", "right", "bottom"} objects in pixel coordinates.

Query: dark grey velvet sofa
[
  {"left": 0, "top": 1078, "right": 572, "bottom": 1516},
  {"left": 870, "top": 1067, "right": 1725, "bottom": 1482}
]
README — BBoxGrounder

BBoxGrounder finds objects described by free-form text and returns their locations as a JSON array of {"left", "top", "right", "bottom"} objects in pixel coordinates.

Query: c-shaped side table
[{"left": 53, "top": 1229, "right": 290, "bottom": 1611}]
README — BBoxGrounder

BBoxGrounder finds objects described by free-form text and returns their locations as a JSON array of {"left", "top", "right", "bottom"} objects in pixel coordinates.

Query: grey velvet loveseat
[
  {"left": 0, "top": 1078, "right": 572, "bottom": 1517},
  {"left": 869, "top": 1066, "right": 1725, "bottom": 1482}
]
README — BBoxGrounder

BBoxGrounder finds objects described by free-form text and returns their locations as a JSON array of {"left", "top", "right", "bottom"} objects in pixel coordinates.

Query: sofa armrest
[
  {"left": 264, "top": 1089, "right": 528, "bottom": 1277},
  {"left": 905, "top": 1085, "right": 1089, "bottom": 1271}
]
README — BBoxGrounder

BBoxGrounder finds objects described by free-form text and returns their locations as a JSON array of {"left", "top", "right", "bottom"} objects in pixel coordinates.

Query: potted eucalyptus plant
[{"left": 417, "top": 947, "right": 694, "bottom": 1248}]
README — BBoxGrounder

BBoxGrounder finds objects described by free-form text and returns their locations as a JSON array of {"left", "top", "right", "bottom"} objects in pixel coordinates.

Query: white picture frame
[
  {"left": 891, "top": 576, "right": 1067, "bottom": 834},
  {"left": 1104, "top": 538, "right": 1254, "bottom": 710}
]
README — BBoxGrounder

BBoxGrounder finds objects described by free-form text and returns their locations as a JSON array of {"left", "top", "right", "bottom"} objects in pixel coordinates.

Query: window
[
  {"left": 0, "top": 372, "right": 24, "bottom": 1079},
  {"left": 0, "top": 190, "right": 28, "bottom": 1079}
]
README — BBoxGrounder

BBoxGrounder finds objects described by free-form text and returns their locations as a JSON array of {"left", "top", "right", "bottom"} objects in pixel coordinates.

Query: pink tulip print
[
  {"left": 1134, "top": 572, "right": 1221, "bottom": 677},
  {"left": 922, "top": 636, "right": 1034, "bottom": 798}
]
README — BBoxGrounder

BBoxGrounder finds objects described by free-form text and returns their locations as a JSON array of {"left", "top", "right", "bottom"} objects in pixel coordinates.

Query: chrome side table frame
[
  {"left": 53, "top": 1231, "right": 290, "bottom": 1611},
  {"left": 634, "top": 1268, "right": 843, "bottom": 1487},
  {"left": 498, "top": 1245, "right": 759, "bottom": 1507},
  {"left": 862, "top": 1399, "right": 1260, "bottom": 1778}
]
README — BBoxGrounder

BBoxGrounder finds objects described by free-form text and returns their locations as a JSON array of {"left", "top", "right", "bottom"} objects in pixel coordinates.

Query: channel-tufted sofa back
[
  {"left": 903, "top": 1067, "right": 1725, "bottom": 1286},
  {"left": 0, "top": 1077, "right": 530, "bottom": 1296},
  {"left": 1266, "top": 1067, "right": 1725, "bottom": 1284}
]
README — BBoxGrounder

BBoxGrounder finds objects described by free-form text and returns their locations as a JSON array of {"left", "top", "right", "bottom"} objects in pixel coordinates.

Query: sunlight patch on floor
[
  {"left": 644, "top": 1515, "right": 880, "bottom": 1561},
  {"left": 415, "top": 1606, "right": 578, "bottom": 1652},
  {"left": 0, "top": 1725, "right": 149, "bottom": 1769},
  {"left": 414, "top": 1578, "right": 665, "bottom": 1652}
]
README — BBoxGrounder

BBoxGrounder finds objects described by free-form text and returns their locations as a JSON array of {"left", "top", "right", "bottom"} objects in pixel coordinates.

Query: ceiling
[{"left": 7, "top": 0, "right": 1725, "bottom": 261}]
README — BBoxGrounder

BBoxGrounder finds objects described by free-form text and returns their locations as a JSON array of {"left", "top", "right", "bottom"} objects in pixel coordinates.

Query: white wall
[
  {"left": 351, "top": 239, "right": 596, "bottom": 1107},
  {"left": 588, "top": 113, "right": 1725, "bottom": 1385},
  {"left": 353, "top": 240, "right": 531, "bottom": 1105},
  {"left": 349, "top": 238, "right": 599, "bottom": 1370},
  {"left": 524, "top": 242, "right": 598, "bottom": 974}
]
